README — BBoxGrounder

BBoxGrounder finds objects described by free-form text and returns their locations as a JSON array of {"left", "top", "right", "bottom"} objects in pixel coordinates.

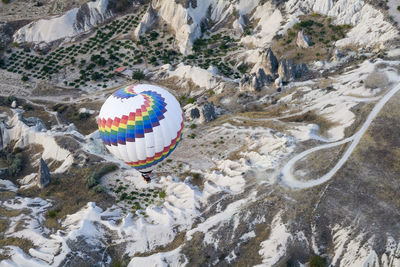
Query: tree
[
  {"left": 91, "top": 72, "right": 103, "bottom": 81},
  {"left": 310, "top": 255, "right": 326, "bottom": 267},
  {"left": 21, "top": 75, "right": 29, "bottom": 82},
  {"left": 132, "top": 70, "right": 145, "bottom": 81}
]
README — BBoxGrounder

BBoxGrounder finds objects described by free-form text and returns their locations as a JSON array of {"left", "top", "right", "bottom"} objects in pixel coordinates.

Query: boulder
[
  {"left": 239, "top": 68, "right": 272, "bottom": 92},
  {"left": 0, "top": 22, "right": 13, "bottom": 51},
  {"left": 278, "top": 59, "right": 308, "bottom": 82},
  {"left": 278, "top": 59, "right": 291, "bottom": 82},
  {"left": 37, "top": 158, "right": 50, "bottom": 189},
  {"left": 134, "top": 4, "right": 157, "bottom": 38},
  {"left": 202, "top": 102, "right": 217, "bottom": 122},
  {"left": 190, "top": 108, "right": 200, "bottom": 119},
  {"left": 332, "top": 49, "right": 343, "bottom": 61},
  {"left": 0, "top": 122, "right": 4, "bottom": 151},
  {"left": 20, "top": 115, "right": 47, "bottom": 131},
  {"left": 261, "top": 48, "right": 279, "bottom": 75},
  {"left": 292, "top": 63, "right": 308, "bottom": 79},
  {"left": 275, "top": 77, "right": 283, "bottom": 88},
  {"left": 296, "top": 30, "right": 309, "bottom": 48}
]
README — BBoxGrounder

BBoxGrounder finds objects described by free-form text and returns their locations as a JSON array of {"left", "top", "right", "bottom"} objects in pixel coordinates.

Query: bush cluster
[
  {"left": 7, "top": 153, "right": 23, "bottom": 176},
  {"left": 86, "top": 164, "right": 118, "bottom": 190}
]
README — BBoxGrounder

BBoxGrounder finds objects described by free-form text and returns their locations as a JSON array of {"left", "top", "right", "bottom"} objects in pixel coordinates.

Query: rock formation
[
  {"left": 202, "top": 102, "right": 217, "bottom": 122},
  {"left": 14, "top": 0, "right": 113, "bottom": 46},
  {"left": 278, "top": 59, "right": 308, "bottom": 82},
  {"left": 0, "top": 22, "right": 13, "bottom": 51},
  {"left": 261, "top": 48, "right": 279, "bottom": 75},
  {"left": 134, "top": 4, "right": 157, "bottom": 38},
  {"left": 296, "top": 30, "right": 310, "bottom": 48},
  {"left": 278, "top": 59, "right": 291, "bottom": 82},
  {"left": 332, "top": 49, "right": 343, "bottom": 61},
  {"left": 37, "top": 158, "right": 50, "bottom": 189},
  {"left": 239, "top": 68, "right": 273, "bottom": 92},
  {"left": 190, "top": 108, "right": 200, "bottom": 120}
]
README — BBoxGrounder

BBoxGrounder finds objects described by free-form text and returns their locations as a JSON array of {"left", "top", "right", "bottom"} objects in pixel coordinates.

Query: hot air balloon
[{"left": 98, "top": 84, "right": 184, "bottom": 182}]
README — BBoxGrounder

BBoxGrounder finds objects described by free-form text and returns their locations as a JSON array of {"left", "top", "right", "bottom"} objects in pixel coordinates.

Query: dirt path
[{"left": 280, "top": 83, "right": 400, "bottom": 189}]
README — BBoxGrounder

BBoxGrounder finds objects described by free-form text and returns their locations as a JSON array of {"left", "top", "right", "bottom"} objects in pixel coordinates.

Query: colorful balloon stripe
[
  {"left": 126, "top": 118, "right": 184, "bottom": 169},
  {"left": 112, "top": 84, "right": 138, "bottom": 99},
  {"left": 98, "top": 89, "right": 167, "bottom": 146}
]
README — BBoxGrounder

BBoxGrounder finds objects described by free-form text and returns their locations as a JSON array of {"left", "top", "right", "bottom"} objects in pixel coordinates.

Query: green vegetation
[
  {"left": 86, "top": 164, "right": 118, "bottom": 190},
  {"left": 310, "top": 255, "right": 326, "bottom": 267},
  {"left": 7, "top": 153, "right": 23, "bottom": 177},
  {"left": 109, "top": 180, "right": 166, "bottom": 213},
  {"left": 132, "top": 70, "right": 145, "bottom": 81},
  {"left": 272, "top": 14, "right": 353, "bottom": 63},
  {"left": 1, "top": 8, "right": 149, "bottom": 88},
  {"left": 187, "top": 97, "right": 195, "bottom": 104},
  {"left": 47, "top": 210, "right": 57, "bottom": 218}
]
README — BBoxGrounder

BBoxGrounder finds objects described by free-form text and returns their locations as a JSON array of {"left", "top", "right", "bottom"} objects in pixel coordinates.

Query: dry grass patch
[
  {"left": 52, "top": 103, "right": 98, "bottom": 135},
  {"left": 271, "top": 14, "right": 353, "bottom": 64},
  {"left": 22, "top": 104, "right": 58, "bottom": 129},
  {"left": 0, "top": 237, "right": 36, "bottom": 256},
  {"left": 0, "top": 206, "right": 22, "bottom": 218},
  {"left": 21, "top": 165, "right": 116, "bottom": 231},
  {"left": 293, "top": 144, "right": 347, "bottom": 181},
  {"left": 281, "top": 110, "right": 336, "bottom": 136}
]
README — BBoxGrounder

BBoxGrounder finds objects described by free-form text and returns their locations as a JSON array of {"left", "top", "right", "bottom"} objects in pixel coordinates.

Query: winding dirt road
[{"left": 280, "top": 83, "right": 400, "bottom": 189}]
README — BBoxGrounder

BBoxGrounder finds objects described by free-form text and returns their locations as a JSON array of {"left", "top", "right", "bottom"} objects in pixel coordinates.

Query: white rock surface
[
  {"left": 285, "top": 0, "right": 398, "bottom": 48},
  {"left": 14, "top": 0, "right": 112, "bottom": 45},
  {"left": 168, "top": 63, "right": 219, "bottom": 89},
  {"left": 296, "top": 30, "right": 309, "bottom": 48}
]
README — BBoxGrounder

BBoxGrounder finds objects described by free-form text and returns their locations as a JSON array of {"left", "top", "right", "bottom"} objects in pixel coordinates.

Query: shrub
[
  {"left": 86, "top": 172, "right": 98, "bottom": 189},
  {"left": 91, "top": 72, "right": 103, "bottom": 81},
  {"left": 47, "top": 210, "right": 57, "bottom": 218},
  {"left": 78, "top": 112, "right": 91, "bottom": 120},
  {"left": 190, "top": 124, "right": 197, "bottom": 129},
  {"left": 237, "top": 64, "right": 248, "bottom": 74},
  {"left": 132, "top": 70, "right": 145, "bottom": 81},
  {"left": 159, "top": 191, "right": 166, "bottom": 198},
  {"left": 310, "top": 255, "right": 326, "bottom": 267},
  {"left": 22, "top": 104, "right": 33, "bottom": 111},
  {"left": 187, "top": 97, "right": 195, "bottom": 104},
  {"left": 7, "top": 153, "right": 23, "bottom": 176}
]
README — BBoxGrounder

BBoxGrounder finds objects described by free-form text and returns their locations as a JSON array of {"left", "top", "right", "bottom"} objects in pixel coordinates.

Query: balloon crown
[{"left": 113, "top": 84, "right": 138, "bottom": 99}]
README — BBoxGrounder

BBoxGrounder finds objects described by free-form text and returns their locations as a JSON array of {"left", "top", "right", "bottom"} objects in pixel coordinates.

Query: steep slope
[
  {"left": 284, "top": 0, "right": 397, "bottom": 48},
  {"left": 13, "top": 0, "right": 113, "bottom": 47}
]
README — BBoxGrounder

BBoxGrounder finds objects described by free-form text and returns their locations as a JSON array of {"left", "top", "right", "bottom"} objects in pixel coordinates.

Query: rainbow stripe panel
[{"left": 98, "top": 84, "right": 184, "bottom": 170}]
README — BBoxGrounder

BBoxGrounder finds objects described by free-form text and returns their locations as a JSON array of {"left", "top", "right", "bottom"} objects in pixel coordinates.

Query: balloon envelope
[{"left": 98, "top": 84, "right": 184, "bottom": 170}]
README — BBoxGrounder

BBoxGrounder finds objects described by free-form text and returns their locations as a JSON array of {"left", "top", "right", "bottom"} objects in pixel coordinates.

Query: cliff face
[
  {"left": 135, "top": 0, "right": 396, "bottom": 54},
  {"left": 285, "top": 0, "right": 397, "bottom": 48},
  {"left": 13, "top": 0, "right": 113, "bottom": 46}
]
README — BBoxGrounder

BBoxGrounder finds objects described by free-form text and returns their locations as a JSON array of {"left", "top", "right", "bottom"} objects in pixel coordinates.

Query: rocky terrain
[{"left": 0, "top": 0, "right": 399, "bottom": 266}]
